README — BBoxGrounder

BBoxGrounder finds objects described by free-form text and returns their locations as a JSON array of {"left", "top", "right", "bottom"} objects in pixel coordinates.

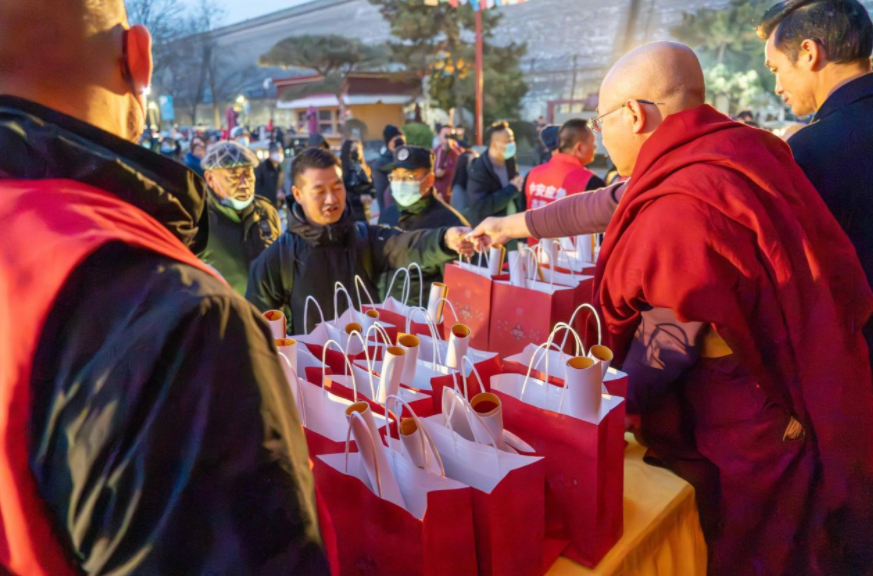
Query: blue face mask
[
  {"left": 503, "top": 142, "right": 517, "bottom": 160},
  {"left": 220, "top": 194, "right": 255, "bottom": 211},
  {"left": 391, "top": 180, "right": 423, "bottom": 207}
]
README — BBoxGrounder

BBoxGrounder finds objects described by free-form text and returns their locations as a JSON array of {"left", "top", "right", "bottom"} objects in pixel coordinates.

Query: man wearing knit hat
[{"left": 201, "top": 141, "right": 281, "bottom": 295}]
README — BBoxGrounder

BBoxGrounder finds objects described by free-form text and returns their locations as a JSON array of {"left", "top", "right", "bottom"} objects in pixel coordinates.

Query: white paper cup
[
  {"left": 377, "top": 346, "right": 407, "bottom": 404},
  {"left": 362, "top": 309, "right": 380, "bottom": 333},
  {"left": 426, "top": 282, "right": 448, "bottom": 324},
  {"left": 399, "top": 417, "right": 427, "bottom": 468},
  {"left": 578, "top": 234, "right": 594, "bottom": 263},
  {"left": 488, "top": 244, "right": 506, "bottom": 276},
  {"left": 565, "top": 356, "right": 602, "bottom": 421},
  {"left": 275, "top": 338, "right": 298, "bottom": 375},
  {"left": 508, "top": 251, "right": 527, "bottom": 288},
  {"left": 587, "top": 344, "right": 614, "bottom": 379},
  {"left": 446, "top": 323, "right": 471, "bottom": 370},
  {"left": 263, "top": 310, "right": 287, "bottom": 339},
  {"left": 470, "top": 392, "right": 506, "bottom": 450},
  {"left": 398, "top": 334, "right": 421, "bottom": 385}
]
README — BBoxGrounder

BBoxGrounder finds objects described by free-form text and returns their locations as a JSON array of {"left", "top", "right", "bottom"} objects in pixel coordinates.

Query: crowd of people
[{"left": 2, "top": 0, "right": 873, "bottom": 575}]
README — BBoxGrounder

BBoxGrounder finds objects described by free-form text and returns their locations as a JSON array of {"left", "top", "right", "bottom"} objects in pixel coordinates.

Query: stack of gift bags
[{"left": 262, "top": 256, "right": 628, "bottom": 575}]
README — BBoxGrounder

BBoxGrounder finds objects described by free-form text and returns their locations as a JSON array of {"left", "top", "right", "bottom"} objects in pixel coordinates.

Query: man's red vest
[
  {"left": 524, "top": 152, "right": 595, "bottom": 210},
  {"left": 0, "top": 179, "right": 220, "bottom": 575}
]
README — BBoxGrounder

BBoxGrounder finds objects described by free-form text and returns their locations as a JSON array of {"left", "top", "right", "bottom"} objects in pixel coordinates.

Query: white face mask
[
  {"left": 221, "top": 195, "right": 255, "bottom": 211},
  {"left": 270, "top": 152, "right": 284, "bottom": 164}
]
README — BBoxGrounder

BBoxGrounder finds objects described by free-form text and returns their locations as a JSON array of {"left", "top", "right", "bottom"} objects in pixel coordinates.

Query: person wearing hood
[
  {"left": 372, "top": 124, "right": 406, "bottom": 226},
  {"left": 472, "top": 41, "right": 873, "bottom": 576},
  {"left": 246, "top": 147, "right": 474, "bottom": 335},
  {"left": 201, "top": 142, "right": 281, "bottom": 296},
  {"left": 159, "top": 135, "right": 180, "bottom": 160},
  {"left": 388, "top": 145, "right": 470, "bottom": 305},
  {"left": 466, "top": 120, "right": 526, "bottom": 227},
  {"left": 185, "top": 137, "right": 206, "bottom": 177},
  {"left": 0, "top": 1, "right": 328, "bottom": 574}
]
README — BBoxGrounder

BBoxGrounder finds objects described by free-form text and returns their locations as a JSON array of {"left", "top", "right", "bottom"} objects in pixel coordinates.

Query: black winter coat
[
  {"left": 202, "top": 193, "right": 281, "bottom": 295},
  {"left": 0, "top": 95, "right": 328, "bottom": 575},
  {"left": 466, "top": 152, "right": 521, "bottom": 225},
  {"left": 246, "top": 203, "right": 455, "bottom": 334}
]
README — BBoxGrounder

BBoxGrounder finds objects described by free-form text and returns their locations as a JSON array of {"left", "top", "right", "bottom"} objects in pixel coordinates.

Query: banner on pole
[{"left": 425, "top": 0, "right": 531, "bottom": 8}]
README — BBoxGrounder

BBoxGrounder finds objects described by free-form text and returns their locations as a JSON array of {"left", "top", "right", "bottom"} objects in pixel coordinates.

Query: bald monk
[
  {"left": 0, "top": 2, "right": 328, "bottom": 575},
  {"left": 474, "top": 42, "right": 873, "bottom": 576}
]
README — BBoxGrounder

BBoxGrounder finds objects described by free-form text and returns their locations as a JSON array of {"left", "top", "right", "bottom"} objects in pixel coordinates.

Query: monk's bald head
[
  {"left": 0, "top": 0, "right": 153, "bottom": 142},
  {"left": 600, "top": 42, "right": 705, "bottom": 115},
  {"left": 0, "top": 0, "right": 128, "bottom": 82},
  {"left": 597, "top": 42, "right": 706, "bottom": 177}
]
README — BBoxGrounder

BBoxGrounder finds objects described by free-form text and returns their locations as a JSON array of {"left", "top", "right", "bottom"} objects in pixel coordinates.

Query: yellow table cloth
[{"left": 547, "top": 434, "right": 707, "bottom": 576}]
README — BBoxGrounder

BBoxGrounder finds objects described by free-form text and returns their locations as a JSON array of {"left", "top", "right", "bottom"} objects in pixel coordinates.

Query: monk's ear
[{"left": 627, "top": 100, "right": 648, "bottom": 135}]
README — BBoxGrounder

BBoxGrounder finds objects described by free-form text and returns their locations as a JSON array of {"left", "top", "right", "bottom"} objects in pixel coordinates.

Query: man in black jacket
[
  {"left": 466, "top": 120, "right": 526, "bottom": 227},
  {"left": 246, "top": 147, "right": 474, "bottom": 334},
  {"left": 202, "top": 142, "right": 281, "bottom": 295},
  {"left": 389, "top": 145, "right": 470, "bottom": 305},
  {"left": 759, "top": 0, "right": 873, "bottom": 360},
  {"left": 0, "top": 1, "right": 327, "bottom": 573}
]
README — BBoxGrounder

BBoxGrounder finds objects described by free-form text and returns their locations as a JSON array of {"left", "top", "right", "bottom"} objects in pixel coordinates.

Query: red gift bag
[
  {"left": 421, "top": 393, "right": 546, "bottom": 576},
  {"left": 314, "top": 401, "right": 478, "bottom": 576},
  {"left": 490, "top": 342, "right": 625, "bottom": 568},
  {"left": 442, "top": 257, "right": 509, "bottom": 350},
  {"left": 357, "top": 268, "right": 436, "bottom": 338}
]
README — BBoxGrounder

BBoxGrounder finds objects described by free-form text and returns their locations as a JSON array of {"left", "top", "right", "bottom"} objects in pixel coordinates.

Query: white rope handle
[
  {"left": 278, "top": 353, "right": 306, "bottom": 428},
  {"left": 519, "top": 245, "right": 549, "bottom": 286},
  {"left": 386, "top": 394, "right": 446, "bottom": 478},
  {"left": 536, "top": 240, "right": 578, "bottom": 282},
  {"left": 430, "top": 297, "right": 460, "bottom": 328},
  {"left": 345, "top": 411, "right": 382, "bottom": 497},
  {"left": 333, "top": 282, "right": 359, "bottom": 323},
  {"left": 345, "top": 330, "right": 377, "bottom": 400},
  {"left": 384, "top": 268, "right": 411, "bottom": 307},
  {"left": 403, "top": 307, "right": 442, "bottom": 365},
  {"left": 365, "top": 322, "right": 394, "bottom": 350},
  {"left": 303, "top": 296, "right": 326, "bottom": 335},
  {"left": 564, "top": 303, "right": 602, "bottom": 348},
  {"left": 440, "top": 386, "right": 502, "bottom": 475},
  {"left": 461, "top": 355, "right": 486, "bottom": 399},
  {"left": 520, "top": 322, "right": 582, "bottom": 399},
  {"left": 406, "top": 263, "right": 425, "bottom": 307},
  {"left": 320, "top": 339, "right": 359, "bottom": 402},
  {"left": 354, "top": 275, "right": 378, "bottom": 311}
]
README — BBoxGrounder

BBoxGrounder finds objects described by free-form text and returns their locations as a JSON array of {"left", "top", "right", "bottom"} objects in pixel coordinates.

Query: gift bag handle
[
  {"left": 518, "top": 245, "right": 547, "bottom": 286},
  {"left": 354, "top": 275, "right": 378, "bottom": 311},
  {"left": 520, "top": 322, "right": 581, "bottom": 398},
  {"left": 564, "top": 303, "right": 602, "bottom": 347},
  {"left": 461, "top": 355, "right": 486, "bottom": 400},
  {"left": 278, "top": 353, "right": 307, "bottom": 428},
  {"left": 345, "top": 330, "right": 377, "bottom": 400},
  {"left": 407, "top": 263, "right": 425, "bottom": 307},
  {"left": 303, "top": 295, "right": 326, "bottom": 336},
  {"left": 535, "top": 240, "right": 578, "bottom": 282},
  {"left": 441, "top": 386, "right": 502, "bottom": 476},
  {"left": 384, "top": 267, "right": 412, "bottom": 307},
  {"left": 320, "top": 339, "right": 359, "bottom": 403},
  {"left": 386, "top": 395, "right": 447, "bottom": 478},
  {"left": 404, "top": 307, "right": 442, "bottom": 366},
  {"left": 345, "top": 411, "right": 383, "bottom": 498},
  {"left": 333, "top": 281, "right": 360, "bottom": 323},
  {"left": 430, "top": 297, "right": 461, "bottom": 328}
]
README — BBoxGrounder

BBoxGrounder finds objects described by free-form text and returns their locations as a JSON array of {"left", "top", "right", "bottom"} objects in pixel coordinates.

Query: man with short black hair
[
  {"left": 372, "top": 124, "right": 407, "bottom": 225},
  {"left": 433, "top": 124, "right": 460, "bottom": 200},
  {"left": 255, "top": 141, "right": 285, "bottom": 206},
  {"left": 524, "top": 119, "right": 606, "bottom": 235},
  {"left": 759, "top": 0, "right": 873, "bottom": 398},
  {"left": 246, "top": 147, "right": 474, "bottom": 334},
  {"left": 466, "top": 120, "right": 525, "bottom": 226}
]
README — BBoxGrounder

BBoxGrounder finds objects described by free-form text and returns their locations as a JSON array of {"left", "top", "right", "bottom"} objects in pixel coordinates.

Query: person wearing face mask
[
  {"left": 0, "top": 2, "right": 329, "bottom": 574},
  {"left": 432, "top": 125, "right": 460, "bottom": 201},
  {"left": 522, "top": 119, "right": 606, "bottom": 244},
  {"left": 466, "top": 120, "right": 526, "bottom": 228},
  {"left": 246, "top": 147, "right": 474, "bottom": 334},
  {"left": 388, "top": 145, "right": 470, "bottom": 304},
  {"left": 159, "top": 135, "right": 181, "bottom": 160},
  {"left": 185, "top": 137, "right": 206, "bottom": 177},
  {"left": 255, "top": 141, "right": 285, "bottom": 207},
  {"left": 340, "top": 138, "right": 376, "bottom": 222},
  {"left": 372, "top": 125, "right": 407, "bottom": 226},
  {"left": 201, "top": 142, "right": 281, "bottom": 295}
]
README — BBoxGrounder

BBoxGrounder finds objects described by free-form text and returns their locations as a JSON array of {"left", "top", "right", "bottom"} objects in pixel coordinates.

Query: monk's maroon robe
[{"left": 594, "top": 105, "right": 873, "bottom": 576}]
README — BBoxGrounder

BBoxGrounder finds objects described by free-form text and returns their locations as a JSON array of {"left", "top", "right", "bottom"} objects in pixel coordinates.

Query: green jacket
[{"left": 202, "top": 193, "right": 281, "bottom": 295}]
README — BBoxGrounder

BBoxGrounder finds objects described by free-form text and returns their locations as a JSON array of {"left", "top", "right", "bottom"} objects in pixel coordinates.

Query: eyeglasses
[
  {"left": 388, "top": 173, "right": 425, "bottom": 183},
  {"left": 588, "top": 100, "right": 665, "bottom": 133}
]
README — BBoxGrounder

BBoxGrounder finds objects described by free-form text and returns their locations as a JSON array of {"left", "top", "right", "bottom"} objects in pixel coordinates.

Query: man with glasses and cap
[
  {"left": 388, "top": 145, "right": 470, "bottom": 304},
  {"left": 201, "top": 141, "right": 281, "bottom": 295}
]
